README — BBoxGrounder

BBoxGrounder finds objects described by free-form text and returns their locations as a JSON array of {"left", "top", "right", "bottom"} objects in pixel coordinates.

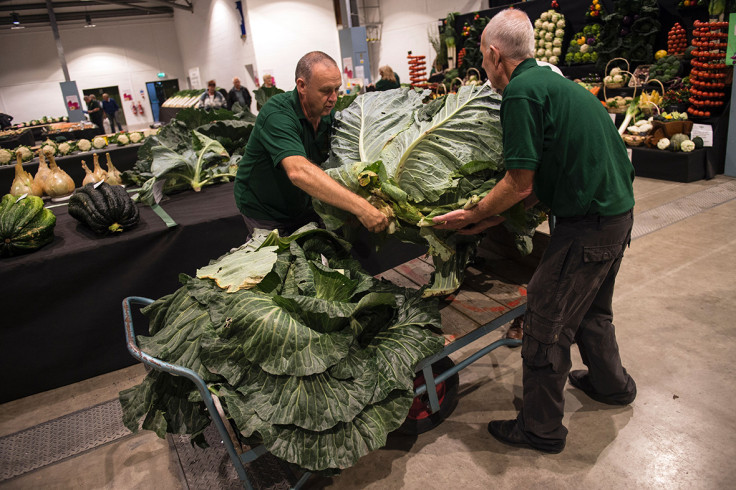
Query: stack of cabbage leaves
[
  {"left": 315, "top": 84, "right": 547, "bottom": 298},
  {"left": 120, "top": 225, "right": 444, "bottom": 473}
]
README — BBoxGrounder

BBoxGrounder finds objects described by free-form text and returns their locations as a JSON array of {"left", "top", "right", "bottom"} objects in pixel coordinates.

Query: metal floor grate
[
  {"left": 0, "top": 399, "right": 130, "bottom": 482},
  {"left": 169, "top": 422, "right": 297, "bottom": 490},
  {"left": 632, "top": 180, "right": 736, "bottom": 240}
]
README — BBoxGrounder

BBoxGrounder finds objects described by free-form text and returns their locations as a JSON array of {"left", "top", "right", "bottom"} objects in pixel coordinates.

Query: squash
[
  {"left": 669, "top": 133, "right": 689, "bottom": 151},
  {"left": 692, "top": 136, "right": 704, "bottom": 149},
  {"left": 68, "top": 182, "right": 139, "bottom": 234},
  {"left": 0, "top": 193, "right": 56, "bottom": 257}
]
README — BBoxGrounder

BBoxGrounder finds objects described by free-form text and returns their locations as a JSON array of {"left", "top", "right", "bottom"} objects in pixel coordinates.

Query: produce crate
[{"left": 631, "top": 147, "right": 707, "bottom": 183}]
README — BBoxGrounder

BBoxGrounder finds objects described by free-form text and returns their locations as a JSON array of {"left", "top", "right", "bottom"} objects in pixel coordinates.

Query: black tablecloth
[
  {"left": 43, "top": 127, "right": 103, "bottom": 143},
  {"left": 0, "top": 183, "right": 249, "bottom": 403},
  {"left": 0, "top": 129, "right": 35, "bottom": 149},
  {"left": 0, "top": 144, "right": 141, "bottom": 193}
]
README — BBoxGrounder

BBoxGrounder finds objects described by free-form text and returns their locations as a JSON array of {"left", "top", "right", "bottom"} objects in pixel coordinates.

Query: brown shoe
[{"left": 505, "top": 317, "right": 523, "bottom": 343}]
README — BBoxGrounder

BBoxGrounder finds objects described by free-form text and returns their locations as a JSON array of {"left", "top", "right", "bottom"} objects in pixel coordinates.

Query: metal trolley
[{"left": 122, "top": 255, "right": 528, "bottom": 488}]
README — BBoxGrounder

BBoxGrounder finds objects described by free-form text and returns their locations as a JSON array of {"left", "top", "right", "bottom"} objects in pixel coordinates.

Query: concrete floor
[{"left": 2, "top": 175, "right": 736, "bottom": 489}]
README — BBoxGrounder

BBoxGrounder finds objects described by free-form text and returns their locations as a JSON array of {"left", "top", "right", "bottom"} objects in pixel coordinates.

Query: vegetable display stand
[
  {"left": 631, "top": 146, "right": 708, "bottom": 182},
  {"left": 123, "top": 296, "right": 313, "bottom": 490}
]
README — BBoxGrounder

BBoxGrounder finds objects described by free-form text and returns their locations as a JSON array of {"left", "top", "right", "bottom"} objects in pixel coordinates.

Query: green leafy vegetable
[
  {"left": 316, "top": 85, "right": 546, "bottom": 297},
  {"left": 120, "top": 225, "right": 444, "bottom": 473}
]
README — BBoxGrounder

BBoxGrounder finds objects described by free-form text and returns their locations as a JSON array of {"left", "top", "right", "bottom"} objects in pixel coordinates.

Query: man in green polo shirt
[
  {"left": 434, "top": 9, "right": 636, "bottom": 454},
  {"left": 234, "top": 51, "right": 387, "bottom": 239}
]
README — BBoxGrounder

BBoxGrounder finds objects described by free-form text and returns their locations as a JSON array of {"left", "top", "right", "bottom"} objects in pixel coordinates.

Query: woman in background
[{"left": 374, "top": 65, "right": 400, "bottom": 91}]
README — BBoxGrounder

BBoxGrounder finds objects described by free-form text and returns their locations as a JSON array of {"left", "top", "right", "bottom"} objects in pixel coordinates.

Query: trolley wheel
[{"left": 397, "top": 356, "right": 459, "bottom": 435}]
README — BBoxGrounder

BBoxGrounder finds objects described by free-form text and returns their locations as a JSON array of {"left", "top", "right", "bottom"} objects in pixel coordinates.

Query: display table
[
  {"left": 0, "top": 129, "right": 35, "bottom": 149},
  {"left": 0, "top": 183, "right": 249, "bottom": 403},
  {"left": 0, "top": 182, "right": 428, "bottom": 402},
  {"left": 631, "top": 147, "right": 707, "bottom": 182},
  {"left": 0, "top": 144, "right": 141, "bottom": 193},
  {"left": 43, "top": 127, "right": 103, "bottom": 143}
]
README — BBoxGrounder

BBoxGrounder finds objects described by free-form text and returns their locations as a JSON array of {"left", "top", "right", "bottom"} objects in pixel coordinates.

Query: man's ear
[{"left": 296, "top": 78, "right": 306, "bottom": 93}]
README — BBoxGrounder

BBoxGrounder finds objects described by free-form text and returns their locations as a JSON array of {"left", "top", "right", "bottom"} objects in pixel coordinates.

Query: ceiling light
[
  {"left": 11, "top": 12, "right": 25, "bottom": 29},
  {"left": 85, "top": 14, "right": 95, "bottom": 28}
]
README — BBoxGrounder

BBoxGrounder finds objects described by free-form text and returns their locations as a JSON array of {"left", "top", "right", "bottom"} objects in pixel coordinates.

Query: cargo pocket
[
  {"left": 583, "top": 244, "right": 623, "bottom": 263},
  {"left": 522, "top": 311, "right": 564, "bottom": 371}
]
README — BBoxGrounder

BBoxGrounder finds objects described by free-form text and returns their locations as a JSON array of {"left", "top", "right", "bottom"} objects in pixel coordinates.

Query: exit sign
[{"left": 157, "top": 72, "right": 166, "bottom": 78}]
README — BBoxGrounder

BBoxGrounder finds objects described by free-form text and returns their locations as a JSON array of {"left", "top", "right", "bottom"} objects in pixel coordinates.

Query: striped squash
[{"left": 0, "top": 194, "right": 56, "bottom": 257}]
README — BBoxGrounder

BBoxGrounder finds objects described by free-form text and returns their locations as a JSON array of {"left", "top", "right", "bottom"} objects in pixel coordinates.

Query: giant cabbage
[
  {"left": 120, "top": 225, "right": 444, "bottom": 473},
  {"left": 315, "top": 85, "right": 546, "bottom": 297}
]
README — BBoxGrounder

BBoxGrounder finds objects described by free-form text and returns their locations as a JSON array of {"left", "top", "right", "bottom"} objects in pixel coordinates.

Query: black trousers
[{"left": 516, "top": 210, "right": 636, "bottom": 449}]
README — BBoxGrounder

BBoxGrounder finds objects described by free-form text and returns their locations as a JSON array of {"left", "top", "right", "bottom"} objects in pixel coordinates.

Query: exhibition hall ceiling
[{"left": 0, "top": 0, "right": 192, "bottom": 28}]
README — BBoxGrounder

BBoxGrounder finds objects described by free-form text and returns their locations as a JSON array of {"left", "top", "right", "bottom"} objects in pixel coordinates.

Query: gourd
[
  {"left": 0, "top": 193, "right": 56, "bottom": 257},
  {"left": 657, "top": 138, "right": 671, "bottom": 150},
  {"left": 669, "top": 133, "right": 689, "bottom": 151},
  {"left": 68, "top": 182, "right": 139, "bottom": 234},
  {"left": 692, "top": 136, "right": 704, "bottom": 149},
  {"left": 680, "top": 140, "right": 695, "bottom": 152}
]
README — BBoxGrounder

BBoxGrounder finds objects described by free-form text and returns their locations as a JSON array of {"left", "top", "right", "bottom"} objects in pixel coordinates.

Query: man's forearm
[
  {"left": 281, "top": 156, "right": 373, "bottom": 217},
  {"left": 472, "top": 169, "right": 535, "bottom": 221}
]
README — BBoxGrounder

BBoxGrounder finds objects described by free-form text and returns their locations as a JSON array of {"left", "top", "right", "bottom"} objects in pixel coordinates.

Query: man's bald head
[{"left": 482, "top": 9, "right": 535, "bottom": 62}]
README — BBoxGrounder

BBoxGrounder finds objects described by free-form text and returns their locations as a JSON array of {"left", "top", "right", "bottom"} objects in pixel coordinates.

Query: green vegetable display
[
  {"left": 0, "top": 193, "right": 56, "bottom": 257},
  {"left": 119, "top": 225, "right": 444, "bottom": 473},
  {"left": 315, "top": 85, "right": 546, "bottom": 297},
  {"left": 68, "top": 182, "right": 140, "bottom": 234},
  {"left": 124, "top": 107, "right": 255, "bottom": 200}
]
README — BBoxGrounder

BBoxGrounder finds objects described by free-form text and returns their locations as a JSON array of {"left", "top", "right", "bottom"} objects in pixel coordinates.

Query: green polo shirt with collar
[
  {"left": 234, "top": 89, "right": 334, "bottom": 222},
  {"left": 501, "top": 58, "right": 634, "bottom": 217}
]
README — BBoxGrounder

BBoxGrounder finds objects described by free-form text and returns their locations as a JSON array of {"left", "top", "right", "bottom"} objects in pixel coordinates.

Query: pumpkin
[
  {"left": 68, "top": 182, "right": 140, "bottom": 234},
  {"left": 0, "top": 194, "right": 56, "bottom": 257}
]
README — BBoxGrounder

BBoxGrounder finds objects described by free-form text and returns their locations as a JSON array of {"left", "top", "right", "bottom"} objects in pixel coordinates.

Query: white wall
[
  {"left": 0, "top": 17, "right": 186, "bottom": 130},
  {"left": 375, "top": 0, "right": 483, "bottom": 83},
  {"left": 174, "top": 0, "right": 259, "bottom": 95},
  {"left": 245, "top": 0, "right": 341, "bottom": 91}
]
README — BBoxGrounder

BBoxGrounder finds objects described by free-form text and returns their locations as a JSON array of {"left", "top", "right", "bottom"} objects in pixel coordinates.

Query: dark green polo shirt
[
  {"left": 234, "top": 89, "right": 334, "bottom": 222},
  {"left": 501, "top": 58, "right": 635, "bottom": 217}
]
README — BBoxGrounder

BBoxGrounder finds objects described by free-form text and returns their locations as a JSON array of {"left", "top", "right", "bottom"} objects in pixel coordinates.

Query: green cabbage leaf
[{"left": 120, "top": 225, "right": 444, "bottom": 473}]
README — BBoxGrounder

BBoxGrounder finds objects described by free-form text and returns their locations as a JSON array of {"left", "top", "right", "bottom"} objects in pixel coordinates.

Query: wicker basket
[
  {"left": 639, "top": 79, "right": 665, "bottom": 117},
  {"left": 603, "top": 58, "right": 631, "bottom": 90},
  {"left": 622, "top": 134, "right": 646, "bottom": 147}
]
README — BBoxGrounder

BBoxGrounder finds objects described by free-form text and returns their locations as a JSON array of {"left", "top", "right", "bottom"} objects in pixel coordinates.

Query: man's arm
[
  {"left": 433, "top": 168, "right": 535, "bottom": 234},
  {"left": 281, "top": 155, "right": 388, "bottom": 233}
]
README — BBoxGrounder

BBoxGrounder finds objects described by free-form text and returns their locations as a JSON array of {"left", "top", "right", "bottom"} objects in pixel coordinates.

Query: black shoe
[
  {"left": 487, "top": 420, "right": 564, "bottom": 454},
  {"left": 568, "top": 370, "right": 636, "bottom": 405}
]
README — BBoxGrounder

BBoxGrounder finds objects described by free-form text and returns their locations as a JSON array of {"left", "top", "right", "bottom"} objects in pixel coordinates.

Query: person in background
[
  {"left": 433, "top": 8, "right": 637, "bottom": 454},
  {"left": 374, "top": 65, "right": 401, "bottom": 91},
  {"left": 101, "top": 93, "right": 123, "bottom": 132},
  {"left": 227, "top": 77, "right": 252, "bottom": 111},
  {"left": 84, "top": 95, "right": 105, "bottom": 130},
  {"left": 254, "top": 74, "right": 284, "bottom": 111},
  {"left": 198, "top": 80, "right": 226, "bottom": 110},
  {"left": 234, "top": 51, "right": 388, "bottom": 241}
]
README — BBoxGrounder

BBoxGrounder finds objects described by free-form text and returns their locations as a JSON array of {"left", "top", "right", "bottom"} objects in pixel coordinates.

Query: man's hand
[
  {"left": 358, "top": 205, "right": 389, "bottom": 233},
  {"left": 433, "top": 209, "right": 505, "bottom": 234}
]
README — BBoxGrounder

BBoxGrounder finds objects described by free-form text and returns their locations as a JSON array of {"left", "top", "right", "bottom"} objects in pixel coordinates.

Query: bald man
[
  {"left": 234, "top": 51, "right": 387, "bottom": 240},
  {"left": 434, "top": 8, "right": 636, "bottom": 454},
  {"left": 227, "top": 77, "right": 252, "bottom": 111}
]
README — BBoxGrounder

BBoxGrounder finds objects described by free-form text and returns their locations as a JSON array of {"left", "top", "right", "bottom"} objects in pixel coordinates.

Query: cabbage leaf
[
  {"left": 316, "top": 85, "right": 546, "bottom": 297},
  {"left": 120, "top": 226, "right": 444, "bottom": 473}
]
